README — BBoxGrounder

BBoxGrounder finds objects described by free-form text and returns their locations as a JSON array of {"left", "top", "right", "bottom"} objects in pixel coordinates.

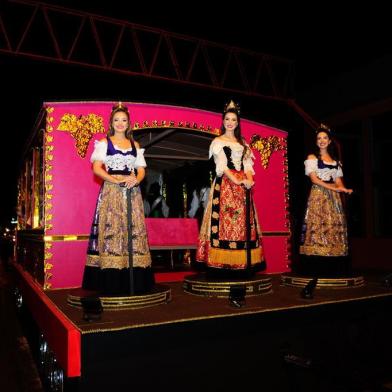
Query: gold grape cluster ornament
[
  {"left": 250, "top": 134, "right": 285, "bottom": 169},
  {"left": 58, "top": 113, "right": 105, "bottom": 158}
]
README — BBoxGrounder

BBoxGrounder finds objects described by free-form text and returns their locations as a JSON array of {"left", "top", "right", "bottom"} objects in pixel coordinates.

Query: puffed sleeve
[
  {"left": 209, "top": 139, "right": 228, "bottom": 177},
  {"left": 336, "top": 164, "right": 343, "bottom": 178},
  {"left": 304, "top": 159, "right": 317, "bottom": 176},
  {"left": 135, "top": 148, "right": 147, "bottom": 168},
  {"left": 90, "top": 140, "right": 107, "bottom": 163},
  {"left": 243, "top": 149, "right": 255, "bottom": 175}
]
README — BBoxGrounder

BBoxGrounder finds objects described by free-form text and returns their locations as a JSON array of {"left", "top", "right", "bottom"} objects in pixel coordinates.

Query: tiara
[
  {"left": 112, "top": 101, "right": 128, "bottom": 111},
  {"left": 319, "top": 123, "right": 331, "bottom": 132},
  {"left": 223, "top": 100, "right": 240, "bottom": 115}
]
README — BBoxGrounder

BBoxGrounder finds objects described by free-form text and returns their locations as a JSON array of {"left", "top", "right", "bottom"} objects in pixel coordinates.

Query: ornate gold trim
[
  {"left": 67, "top": 286, "right": 171, "bottom": 311},
  {"left": 183, "top": 274, "right": 272, "bottom": 298},
  {"left": 281, "top": 274, "right": 366, "bottom": 289},
  {"left": 44, "top": 235, "right": 89, "bottom": 242},
  {"left": 132, "top": 120, "right": 220, "bottom": 135},
  {"left": 17, "top": 232, "right": 89, "bottom": 242},
  {"left": 57, "top": 113, "right": 106, "bottom": 158},
  {"left": 44, "top": 106, "right": 55, "bottom": 289}
]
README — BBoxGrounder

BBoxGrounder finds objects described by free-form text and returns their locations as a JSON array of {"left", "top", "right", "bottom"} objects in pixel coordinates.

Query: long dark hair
[
  {"left": 313, "top": 128, "right": 341, "bottom": 163},
  {"left": 107, "top": 104, "right": 133, "bottom": 140},
  {"left": 220, "top": 108, "right": 250, "bottom": 157},
  {"left": 220, "top": 108, "right": 242, "bottom": 143}
]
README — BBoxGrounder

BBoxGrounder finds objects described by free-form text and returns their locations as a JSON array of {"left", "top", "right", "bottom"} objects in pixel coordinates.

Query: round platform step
[
  {"left": 183, "top": 273, "right": 272, "bottom": 297},
  {"left": 281, "top": 273, "right": 365, "bottom": 289},
  {"left": 67, "top": 284, "right": 171, "bottom": 310}
]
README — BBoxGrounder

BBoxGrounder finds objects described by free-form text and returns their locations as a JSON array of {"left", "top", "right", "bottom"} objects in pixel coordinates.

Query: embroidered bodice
[
  {"left": 304, "top": 158, "right": 343, "bottom": 182},
  {"left": 91, "top": 138, "right": 147, "bottom": 174},
  {"left": 209, "top": 138, "right": 255, "bottom": 177}
]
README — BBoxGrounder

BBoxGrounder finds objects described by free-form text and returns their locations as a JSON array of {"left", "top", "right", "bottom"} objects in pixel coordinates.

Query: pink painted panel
[
  {"left": 43, "top": 102, "right": 289, "bottom": 287},
  {"left": 49, "top": 241, "right": 88, "bottom": 288},
  {"left": 262, "top": 236, "right": 290, "bottom": 273},
  {"left": 146, "top": 218, "right": 199, "bottom": 246}
]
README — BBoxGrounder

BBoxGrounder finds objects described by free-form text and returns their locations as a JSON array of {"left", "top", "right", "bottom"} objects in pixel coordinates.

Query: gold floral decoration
[
  {"left": 212, "top": 239, "right": 220, "bottom": 247},
  {"left": 229, "top": 242, "right": 237, "bottom": 249},
  {"left": 250, "top": 134, "right": 285, "bottom": 169},
  {"left": 211, "top": 225, "right": 218, "bottom": 233},
  {"left": 57, "top": 113, "right": 105, "bottom": 158},
  {"left": 212, "top": 211, "right": 219, "bottom": 219},
  {"left": 45, "top": 107, "right": 55, "bottom": 234},
  {"left": 130, "top": 119, "right": 220, "bottom": 135},
  {"left": 44, "top": 249, "right": 53, "bottom": 290},
  {"left": 44, "top": 280, "right": 52, "bottom": 288}
]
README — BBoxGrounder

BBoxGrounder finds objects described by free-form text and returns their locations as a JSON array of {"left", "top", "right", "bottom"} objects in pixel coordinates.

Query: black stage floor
[
  {"left": 43, "top": 273, "right": 392, "bottom": 392},
  {"left": 46, "top": 273, "right": 391, "bottom": 333}
]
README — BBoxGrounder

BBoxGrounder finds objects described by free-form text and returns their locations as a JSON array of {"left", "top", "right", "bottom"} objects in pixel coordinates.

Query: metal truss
[{"left": 0, "top": 0, "right": 295, "bottom": 100}]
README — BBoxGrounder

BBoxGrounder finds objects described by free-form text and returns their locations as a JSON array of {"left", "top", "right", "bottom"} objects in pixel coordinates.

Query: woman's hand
[
  {"left": 335, "top": 185, "right": 353, "bottom": 194},
  {"left": 241, "top": 179, "right": 254, "bottom": 189},
  {"left": 123, "top": 174, "right": 139, "bottom": 189},
  {"left": 116, "top": 175, "right": 138, "bottom": 188}
]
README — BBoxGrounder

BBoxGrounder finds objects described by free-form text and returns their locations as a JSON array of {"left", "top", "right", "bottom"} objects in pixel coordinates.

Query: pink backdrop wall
[{"left": 43, "top": 102, "right": 289, "bottom": 288}]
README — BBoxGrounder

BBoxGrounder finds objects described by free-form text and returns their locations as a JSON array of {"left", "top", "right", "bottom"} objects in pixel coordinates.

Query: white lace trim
[
  {"left": 90, "top": 140, "right": 147, "bottom": 170},
  {"left": 304, "top": 159, "right": 343, "bottom": 181},
  {"left": 209, "top": 138, "right": 254, "bottom": 176}
]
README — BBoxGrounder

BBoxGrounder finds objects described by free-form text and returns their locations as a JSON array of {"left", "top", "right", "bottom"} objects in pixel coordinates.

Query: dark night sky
[{"left": 0, "top": 0, "right": 390, "bottom": 225}]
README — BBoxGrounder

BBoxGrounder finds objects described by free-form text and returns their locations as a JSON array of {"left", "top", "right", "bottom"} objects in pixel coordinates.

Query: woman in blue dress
[
  {"left": 299, "top": 127, "right": 353, "bottom": 277},
  {"left": 82, "top": 103, "right": 154, "bottom": 295}
]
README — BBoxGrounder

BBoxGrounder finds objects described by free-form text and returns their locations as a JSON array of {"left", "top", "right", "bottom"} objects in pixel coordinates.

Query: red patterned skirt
[{"left": 197, "top": 170, "right": 264, "bottom": 270}]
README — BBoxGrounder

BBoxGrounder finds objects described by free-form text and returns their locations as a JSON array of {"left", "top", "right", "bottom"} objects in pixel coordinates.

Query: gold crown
[
  {"left": 112, "top": 101, "right": 128, "bottom": 111},
  {"left": 224, "top": 100, "right": 240, "bottom": 115},
  {"left": 319, "top": 123, "right": 331, "bottom": 132}
]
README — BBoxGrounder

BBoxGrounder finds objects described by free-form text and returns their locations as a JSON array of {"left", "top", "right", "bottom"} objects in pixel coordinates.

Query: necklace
[
  {"left": 221, "top": 135, "right": 237, "bottom": 142},
  {"left": 111, "top": 137, "right": 131, "bottom": 148}
]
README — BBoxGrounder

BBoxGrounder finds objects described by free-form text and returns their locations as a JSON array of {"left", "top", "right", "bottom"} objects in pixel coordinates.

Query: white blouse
[
  {"left": 304, "top": 158, "right": 343, "bottom": 182},
  {"left": 90, "top": 140, "right": 147, "bottom": 171},
  {"left": 209, "top": 138, "right": 255, "bottom": 177}
]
